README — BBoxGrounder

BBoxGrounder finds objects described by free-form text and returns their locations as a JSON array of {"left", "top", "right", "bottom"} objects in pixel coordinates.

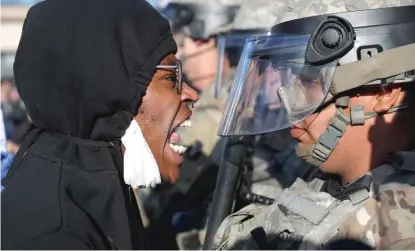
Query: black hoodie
[{"left": 1, "top": 0, "right": 176, "bottom": 249}]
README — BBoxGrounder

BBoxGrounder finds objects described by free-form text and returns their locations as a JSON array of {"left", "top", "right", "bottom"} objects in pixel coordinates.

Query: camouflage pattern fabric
[
  {"left": 176, "top": 229, "right": 202, "bottom": 250},
  {"left": 162, "top": 0, "right": 244, "bottom": 38},
  {"left": 338, "top": 188, "right": 415, "bottom": 249},
  {"left": 337, "top": 151, "right": 415, "bottom": 249},
  {"left": 167, "top": 0, "right": 243, "bottom": 6},
  {"left": 214, "top": 0, "right": 415, "bottom": 34},
  {"left": 277, "top": 0, "right": 415, "bottom": 24},
  {"left": 212, "top": 151, "right": 415, "bottom": 250},
  {"left": 227, "top": 0, "right": 288, "bottom": 32},
  {"left": 249, "top": 138, "right": 314, "bottom": 199}
]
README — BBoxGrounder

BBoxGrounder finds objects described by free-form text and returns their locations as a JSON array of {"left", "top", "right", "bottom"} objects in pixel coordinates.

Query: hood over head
[{"left": 14, "top": 0, "right": 177, "bottom": 141}]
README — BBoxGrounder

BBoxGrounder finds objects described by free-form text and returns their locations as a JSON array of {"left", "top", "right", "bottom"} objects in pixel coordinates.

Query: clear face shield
[
  {"left": 214, "top": 32, "right": 269, "bottom": 99},
  {"left": 218, "top": 34, "right": 338, "bottom": 136}
]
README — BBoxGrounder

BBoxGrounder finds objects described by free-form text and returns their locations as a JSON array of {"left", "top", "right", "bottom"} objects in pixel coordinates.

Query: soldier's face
[
  {"left": 181, "top": 36, "right": 217, "bottom": 90},
  {"left": 291, "top": 86, "right": 405, "bottom": 183},
  {"left": 134, "top": 54, "right": 199, "bottom": 183},
  {"left": 173, "top": 32, "right": 184, "bottom": 59}
]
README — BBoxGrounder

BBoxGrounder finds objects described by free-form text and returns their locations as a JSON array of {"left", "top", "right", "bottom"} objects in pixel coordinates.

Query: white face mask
[
  {"left": 0, "top": 108, "right": 6, "bottom": 153},
  {"left": 121, "top": 119, "right": 161, "bottom": 188}
]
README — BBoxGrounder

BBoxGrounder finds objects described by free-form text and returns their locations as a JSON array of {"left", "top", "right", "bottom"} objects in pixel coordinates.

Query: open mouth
[{"left": 168, "top": 117, "right": 192, "bottom": 155}]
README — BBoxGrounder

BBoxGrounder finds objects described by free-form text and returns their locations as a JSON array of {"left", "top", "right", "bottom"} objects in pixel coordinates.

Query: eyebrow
[{"left": 160, "top": 57, "right": 177, "bottom": 66}]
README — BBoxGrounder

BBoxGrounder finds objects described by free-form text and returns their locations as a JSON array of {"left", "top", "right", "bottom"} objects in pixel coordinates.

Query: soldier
[{"left": 213, "top": 0, "right": 415, "bottom": 249}]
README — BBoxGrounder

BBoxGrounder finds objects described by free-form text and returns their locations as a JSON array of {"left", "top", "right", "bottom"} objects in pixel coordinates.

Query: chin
[
  {"left": 163, "top": 164, "right": 180, "bottom": 183},
  {"left": 318, "top": 160, "right": 338, "bottom": 175},
  {"left": 159, "top": 146, "right": 183, "bottom": 183}
]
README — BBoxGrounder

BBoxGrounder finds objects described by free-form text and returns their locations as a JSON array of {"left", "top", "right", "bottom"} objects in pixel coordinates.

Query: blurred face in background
[
  {"left": 181, "top": 35, "right": 218, "bottom": 90},
  {"left": 1, "top": 80, "right": 15, "bottom": 103},
  {"left": 173, "top": 32, "right": 185, "bottom": 59}
]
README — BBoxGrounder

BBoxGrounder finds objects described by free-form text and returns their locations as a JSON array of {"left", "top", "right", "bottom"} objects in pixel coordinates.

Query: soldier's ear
[{"left": 373, "top": 86, "right": 401, "bottom": 113}]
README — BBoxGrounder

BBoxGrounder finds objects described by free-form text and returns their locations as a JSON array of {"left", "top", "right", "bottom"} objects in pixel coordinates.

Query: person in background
[
  {"left": 1, "top": 106, "right": 14, "bottom": 192},
  {"left": 162, "top": 0, "right": 242, "bottom": 155}
]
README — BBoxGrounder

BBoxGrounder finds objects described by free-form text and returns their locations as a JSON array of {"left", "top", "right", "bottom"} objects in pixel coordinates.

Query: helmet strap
[{"left": 295, "top": 96, "right": 408, "bottom": 167}]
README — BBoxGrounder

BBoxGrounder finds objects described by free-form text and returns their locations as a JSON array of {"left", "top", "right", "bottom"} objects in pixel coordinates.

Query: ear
[{"left": 373, "top": 86, "right": 402, "bottom": 113}]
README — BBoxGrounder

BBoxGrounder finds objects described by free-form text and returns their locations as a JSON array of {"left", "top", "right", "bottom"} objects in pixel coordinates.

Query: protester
[
  {"left": 1, "top": 0, "right": 198, "bottom": 249},
  {"left": 141, "top": 1, "right": 243, "bottom": 249}
]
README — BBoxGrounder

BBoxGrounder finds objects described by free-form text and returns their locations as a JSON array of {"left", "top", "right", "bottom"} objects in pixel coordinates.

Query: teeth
[
  {"left": 169, "top": 143, "right": 188, "bottom": 154},
  {"left": 179, "top": 119, "right": 192, "bottom": 128}
]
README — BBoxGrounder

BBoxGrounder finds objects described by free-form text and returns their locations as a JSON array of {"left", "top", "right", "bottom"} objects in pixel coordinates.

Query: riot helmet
[
  {"left": 160, "top": 0, "right": 240, "bottom": 41},
  {"left": 219, "top": 4, "right": 415, "bottom": 167}
]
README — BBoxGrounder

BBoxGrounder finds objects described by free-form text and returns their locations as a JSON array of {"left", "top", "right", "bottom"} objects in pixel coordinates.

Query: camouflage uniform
[
  {"left": 166, "top": 0, "right": 242, "bottom": 4},
  {"left": 338, "top": 169, "right": 415, "bottom": 249},
  {"left": 212, "top": 150, "right": 415, "bottom": 249},
  {"left": 212, "top": 0, "right": 415, "bottom": 249},
  {"left": 215, "top": 0, "right": 290, "bottom": 32}
]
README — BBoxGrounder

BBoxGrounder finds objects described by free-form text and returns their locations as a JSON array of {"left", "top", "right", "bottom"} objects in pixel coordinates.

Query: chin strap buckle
[{"left": 309, "top": 108, "right": 350, "bottom": 167}]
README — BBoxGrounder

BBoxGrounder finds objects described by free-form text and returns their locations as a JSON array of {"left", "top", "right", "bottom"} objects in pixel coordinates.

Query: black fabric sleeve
[{"left": 13, "top": 230, "right": 92, "bottom": 250}]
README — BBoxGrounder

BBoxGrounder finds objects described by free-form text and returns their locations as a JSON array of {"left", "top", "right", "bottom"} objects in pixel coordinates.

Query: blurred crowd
[{"left": 1, "top": 78, "right": 34, "bottom": 155}]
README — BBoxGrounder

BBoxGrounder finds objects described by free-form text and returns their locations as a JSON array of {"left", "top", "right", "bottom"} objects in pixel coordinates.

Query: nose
[
  {"left": 175, "top": 49, "right": 183, "bottom": 59},
  {"left": 181, "top": 82, "right": 199, "bottom": 103}
]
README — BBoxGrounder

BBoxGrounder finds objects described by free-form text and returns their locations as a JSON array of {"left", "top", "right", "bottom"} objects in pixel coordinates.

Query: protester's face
[{"left": 135, "top": 54, "right": 199, "bottom": 183}]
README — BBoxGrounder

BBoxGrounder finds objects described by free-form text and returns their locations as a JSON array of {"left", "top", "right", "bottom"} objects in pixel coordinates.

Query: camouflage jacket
[
  {"left": 338, "top": 151, "right": 415, "bottom": 249},
  {"left": 212, "top": 150, "right": 415, "bottom": 250}
]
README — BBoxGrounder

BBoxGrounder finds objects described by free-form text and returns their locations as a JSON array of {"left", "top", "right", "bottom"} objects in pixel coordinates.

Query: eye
[
  {"left": 166, "top": 74, "right": 177, "bottom": 82},
  {"left": 163, "top": 74, "right": 178, "bottom": 88}
]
